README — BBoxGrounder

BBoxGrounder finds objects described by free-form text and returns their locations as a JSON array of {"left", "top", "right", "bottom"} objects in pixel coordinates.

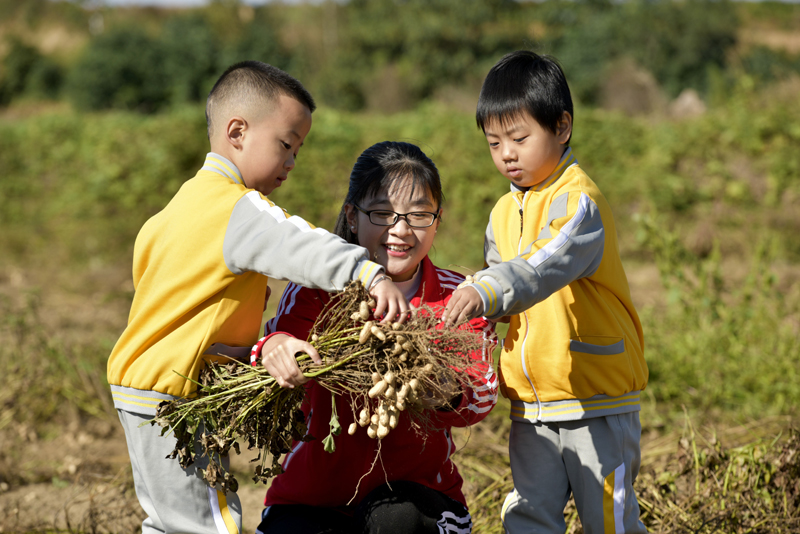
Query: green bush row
[{"left": 2, "top": 82, "right": 799, "bottom": 268}]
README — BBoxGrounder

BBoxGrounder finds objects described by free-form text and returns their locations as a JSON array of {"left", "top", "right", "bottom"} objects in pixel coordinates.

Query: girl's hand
[
  {"left": 369, "top": 277, "right": 410, "bottom": 325},
  {"left": 442, "top": 286, "right": 485, "bottom": 326},
  {"left": 418, "top": 376, "right": 462, "bottom": 410},
  {"left": 260, "top": 334, "right": 321, "bottom": 388}
]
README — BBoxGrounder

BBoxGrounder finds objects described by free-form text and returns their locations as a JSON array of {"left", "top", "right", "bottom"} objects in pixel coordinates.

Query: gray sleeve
[
  {"left": 484, "top": 213, "right": 503, "bottom": 267},
  {"left": 223, "top": 191, "right": 381, "bottom": 291},
  {"left": 470, "top": 192, "right": 605, "bottom": 319}
]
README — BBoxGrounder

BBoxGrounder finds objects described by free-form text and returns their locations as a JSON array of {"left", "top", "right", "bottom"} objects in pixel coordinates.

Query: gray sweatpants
[
  {"left": 501, "top": 413, "right": 647, "bottom": 534},
  {"left": 118, "top": 410, "right": 242, "bottom": 534}
]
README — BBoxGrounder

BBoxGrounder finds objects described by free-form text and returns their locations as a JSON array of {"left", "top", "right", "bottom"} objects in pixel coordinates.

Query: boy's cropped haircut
[
  {"left": 476, "top": 51, "right": 573, "bottom": 143},
  {"left": 205, "top": 60, "right": 316, "bottom": 139}
]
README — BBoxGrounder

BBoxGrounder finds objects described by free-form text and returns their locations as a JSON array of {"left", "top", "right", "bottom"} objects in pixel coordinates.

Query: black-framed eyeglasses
[{"left": 354, "top": 204, "right": 440, "bottom": 228}]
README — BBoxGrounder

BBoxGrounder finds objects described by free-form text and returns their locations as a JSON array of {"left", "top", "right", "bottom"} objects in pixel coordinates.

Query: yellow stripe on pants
[
  {"left": 217, "top": 489, "right": 239, "bottom": 534},
  {"left": 603, "top": 469, "right": 616, "bottom": 534}
]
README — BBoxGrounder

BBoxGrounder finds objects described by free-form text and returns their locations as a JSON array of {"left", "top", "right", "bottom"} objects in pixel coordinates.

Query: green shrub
[
  {"left": 620, "top": 0, "right": 739, "bottom": 98},
  {"left": 160, "top": 14, "right": 220, "bottom": 105},
  {"left": 218, "top": 12, "right": 289, "bottom": 74},
  {"left": 0, "top": 37, "right": 63, "bottom": 104},
  {"left": 539, "top": 0, "right": 739, "bottom": 102},
  {"left": 319, "top": 0, "right": 528, "bottom": 110},
  {"left": 740, "top": 45, "right": 800, "bottom": 85},
  {"left": 66, "top": 25, "right": 169, "bottom": 112}
]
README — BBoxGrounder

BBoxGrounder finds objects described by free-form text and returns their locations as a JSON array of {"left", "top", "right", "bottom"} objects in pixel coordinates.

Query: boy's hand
[
  {"left": 260, "top": 334, "right": 321, "bottom": 388},
  {"left": 369, "top": 277, "right": 410, "bottom": 325},
  {"left": 442, "top": 286, "right": 484, "bottom": 326}
]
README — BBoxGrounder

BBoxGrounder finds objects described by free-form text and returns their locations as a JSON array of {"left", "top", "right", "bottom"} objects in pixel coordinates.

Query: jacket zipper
[
  {"left": 516, "top": 191, "right": 528, "bottom": 255},
  {"left": 516, "top": 191, "right": 542, "bottom": 421}
]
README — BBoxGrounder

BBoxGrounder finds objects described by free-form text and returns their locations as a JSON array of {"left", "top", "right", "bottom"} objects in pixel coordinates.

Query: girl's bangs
[{"left": 381, "top": 166, "right": 442, "bottom": 208}]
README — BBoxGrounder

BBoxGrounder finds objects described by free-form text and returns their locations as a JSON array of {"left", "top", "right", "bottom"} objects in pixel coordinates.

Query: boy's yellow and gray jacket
[
  {"left": 107, "top": 153, "right": 384, "bottom": 415},
  {"left": 470, "top": 148, "right": 647, "bottom": 423}
]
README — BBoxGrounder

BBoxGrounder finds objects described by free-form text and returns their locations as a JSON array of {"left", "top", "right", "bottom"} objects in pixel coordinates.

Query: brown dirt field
[{"left": 1, "top": 259, "right": 795, "bottom": 533}]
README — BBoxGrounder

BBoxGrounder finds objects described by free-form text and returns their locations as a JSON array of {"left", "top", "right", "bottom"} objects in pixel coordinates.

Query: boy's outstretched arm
[
  {"left": 451, "top": 191, "right": 606, "bottom": 323},
  {"left": 223, "top": 191, "right": 409, "bottom": 322}
]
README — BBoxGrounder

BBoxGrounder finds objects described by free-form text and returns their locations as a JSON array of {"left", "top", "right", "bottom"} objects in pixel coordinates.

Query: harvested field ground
[{"left": 1, "top": 263, "right": 797, "bottom": 533}]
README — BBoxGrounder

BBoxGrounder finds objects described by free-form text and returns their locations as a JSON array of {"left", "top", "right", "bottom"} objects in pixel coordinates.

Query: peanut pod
[
  {"left": 359, "top": 321, "right": 374, "bottom": 344},
  {"left": 358, "top": 408, "right": 370, "bottom": 427},
  {"left": 370, "top": 325, "right": 386, "bottom": 341},
  {"left": 397, "top": 383, "right": 410, "bottom": 404},
  {"left": 368, "top": 380, "right": 388, "bottom": 398}
]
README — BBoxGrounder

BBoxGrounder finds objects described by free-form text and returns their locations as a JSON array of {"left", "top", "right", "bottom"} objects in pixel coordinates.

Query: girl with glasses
[{"left": 255, "top": 141, "right": 497, "bottom": 534}]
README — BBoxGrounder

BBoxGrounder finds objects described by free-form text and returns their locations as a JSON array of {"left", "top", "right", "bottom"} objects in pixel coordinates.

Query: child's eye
[
  {"left": 514, "top": 136, "right": 528, "bottom": 143},
  {"left": 488, "top": 142, "right": 499, "bottom": 148},
  {"left": 281, "top": 141, "right": 292, "bottom": 150}
]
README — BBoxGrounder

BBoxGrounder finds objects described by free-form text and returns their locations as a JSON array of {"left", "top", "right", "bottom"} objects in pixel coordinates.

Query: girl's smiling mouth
[{"left": 384, "top": 243, "right": 412, "bottom": 256}]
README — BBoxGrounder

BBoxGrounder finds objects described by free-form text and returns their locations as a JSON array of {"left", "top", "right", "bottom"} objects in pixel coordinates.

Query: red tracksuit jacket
[{"left": 263, "top": 256, "right": 497, "bottom": 511}]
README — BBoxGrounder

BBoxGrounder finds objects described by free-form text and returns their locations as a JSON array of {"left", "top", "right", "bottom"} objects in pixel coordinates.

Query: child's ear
[
  {"left": 226, "top": 117, "right": 247, "bottom": 149},
  {"left": 556, "top": 111, "right": 573, "bottom": 145},
  {"left": 344, "top": 204, "right": 358, "bottom": 233}
]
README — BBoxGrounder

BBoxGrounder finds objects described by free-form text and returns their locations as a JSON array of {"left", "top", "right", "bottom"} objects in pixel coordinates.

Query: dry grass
[{"left": 452, "top": 407, "right": 799, "bottom": 534}]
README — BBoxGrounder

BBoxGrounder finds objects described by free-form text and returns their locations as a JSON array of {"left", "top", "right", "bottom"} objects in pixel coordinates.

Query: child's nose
[
  {"left": 501, "top": 143, "right": 516, "bottom": 161},
  {"left": 390, "top": 217, "right": 413, "bottom": 235},
  {"left": 285, "top": 154, "right": 296, "bottom": 171}
]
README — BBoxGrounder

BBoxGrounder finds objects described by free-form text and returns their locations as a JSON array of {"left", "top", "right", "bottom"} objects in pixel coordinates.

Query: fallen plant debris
[
  {"left": 462, "top": 416, "right": 800, "bottom": 534},
  {"left": 152, "top": 281, "right": 490, "bottom": 493},
  {"left": 635, "top": 423, "right": 800, "bottom": 534}
]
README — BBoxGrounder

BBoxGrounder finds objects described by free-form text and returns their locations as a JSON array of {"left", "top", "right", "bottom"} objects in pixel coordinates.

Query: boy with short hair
[
  {"left": 443, "top": 50, "right": 648, "bottom": 533},
  {"left": 108, "top": 61, "right": 408, "bottom": 534}
]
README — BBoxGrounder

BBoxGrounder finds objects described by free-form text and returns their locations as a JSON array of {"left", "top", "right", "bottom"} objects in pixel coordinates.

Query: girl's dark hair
[
  {"left": 476, "top": 50, "right": 573, "bottom": 144},
  {"left": 334, "top": 141, "right": 443, "bottom": 245}
]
